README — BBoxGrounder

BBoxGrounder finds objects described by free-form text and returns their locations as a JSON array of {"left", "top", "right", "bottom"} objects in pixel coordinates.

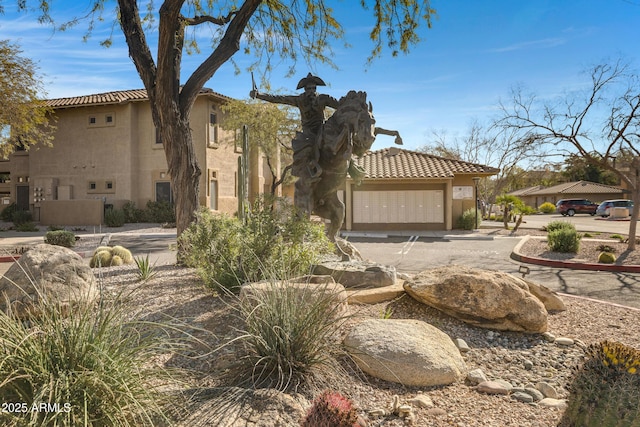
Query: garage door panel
[{"left": 353, "top": 190, "right": 444, "bottom": 224}]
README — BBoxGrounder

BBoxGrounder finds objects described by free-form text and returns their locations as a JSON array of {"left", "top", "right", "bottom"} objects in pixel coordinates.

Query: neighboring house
[
  {"left": 341, "top": 147, "right": 500, "bottom": 231},
  {"left": 509, "top": 180, "right": 629, "bottom": 208},
  {"left": 0, "top": 88, "right": 270, "bottom": 225}
]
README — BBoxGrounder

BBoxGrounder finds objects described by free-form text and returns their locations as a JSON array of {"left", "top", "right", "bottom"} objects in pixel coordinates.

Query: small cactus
[
  {"left": 301, "top": 391, "right": 360, "bottom": 427},
  {"left": 597, "top": 251, "right": 616, "bottom": 264},
  {"left": 110, "top": 255, "right": 124, "bottom": 266},
  {"left": 111, "top": 245, "right": 133, "bottom": 264},
  {"left": 90, "top": 250, "right": 113, "bottom": 268},
  {"left": 560, "top": 340, "right": 640, "bottom": 426},
  {"left": 90, "top": 245, "right": 134, "bottom": 267}
]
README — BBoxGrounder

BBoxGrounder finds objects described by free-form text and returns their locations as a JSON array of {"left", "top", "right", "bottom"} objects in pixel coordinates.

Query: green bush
[
  {"left": 0, "top": 287, "right": 182, "bottom": 426},
  {"left": 560, "top": 341, "right": 640, "bottom": 427},
  {"left": 122, "top": 201, "right": 148, "bottom": 223},
  {"left": 457, "top": 208, "right": 481, "bottom": 230},
  {"left": 0, "top": 202, "right": 17, "bottom": 222},
  {"left": 11, "top": 209, "right": 33, "bottom": 225},
  {"left": 105, "top": 207, "right": 125, "bottom": 227},
  {"left": 44, "top": 230, "right": 76, "bottom": 248},
  {"left": 145, "top": 200, "right": 175, "bottom": 223},
  {"left": 301, "top": 391, "right": 359, "bottom": 427},
  {"left": 544, "top": 220, "right": 575, "bottom": 233},
  {"left": 15, "top": 222, "right": 38, "bottom": 232},
  {"left": 538, "top": 202, "right": 556, "bottom": 214},
  {"left": 179, "top": 197, "right": 334, "bottom": 292},
  {"left": 548, "top": 227, "right": 581, "bottom": 253}
]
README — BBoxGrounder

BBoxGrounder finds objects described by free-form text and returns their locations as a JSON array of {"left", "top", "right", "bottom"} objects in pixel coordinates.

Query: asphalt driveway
[{"left": 350, "top": 233, "right": 640, "bottom": 310}]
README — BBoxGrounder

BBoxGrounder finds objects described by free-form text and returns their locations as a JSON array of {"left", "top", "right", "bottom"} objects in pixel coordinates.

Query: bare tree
[
  {"left": 13, "top": 0, "right": 436, "bottom": 255},
  {"left": 495, "top": 59, "right": 640, "bottom": 250},
  {"left": 421, "top": 121, "right": 545, "bottom": 206}
]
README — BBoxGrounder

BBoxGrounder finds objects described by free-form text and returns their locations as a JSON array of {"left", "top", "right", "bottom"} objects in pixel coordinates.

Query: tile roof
[
  {"left": 352, "top": 147, "right": 500, "bottom": 180},
  {"left": 508, "top": 185, "right": 545, "bottom": 196},
  {"left": 525, "top": 180, "right": 628, "bottom": 195},
  {"left": 44, "top": 87, "right": 230, "bottom": 108}
]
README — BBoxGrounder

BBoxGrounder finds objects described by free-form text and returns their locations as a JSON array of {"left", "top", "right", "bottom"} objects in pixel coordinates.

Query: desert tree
[
  {"left": 420, "top": 121, "right": 545, "bottom": 208},
  {"left": 220, "top": 99, "right": 297, "bottom": 196},
  {"left": 10, "top": 0, "right": 437, "bottom": 249},
  {"left": 0, "top": 40, "right": 54, "bottom": 159},
  {"left": 495, "top": 59, "right": 640, "bottom": 250}
]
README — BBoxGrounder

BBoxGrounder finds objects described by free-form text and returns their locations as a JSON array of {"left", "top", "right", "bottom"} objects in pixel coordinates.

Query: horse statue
[{"left": 305, "top": 90, "right": 402, "bottom": 241}]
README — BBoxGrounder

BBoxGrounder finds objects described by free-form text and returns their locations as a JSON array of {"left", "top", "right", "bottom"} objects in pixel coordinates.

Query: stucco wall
[{"left": 39, "top": 199, "right": 104, "bottom": 226}]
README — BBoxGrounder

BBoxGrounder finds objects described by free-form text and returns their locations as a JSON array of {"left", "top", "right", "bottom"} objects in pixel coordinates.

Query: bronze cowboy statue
[{"left": 251, "top": 73, "right": 402, "bottom": 241}]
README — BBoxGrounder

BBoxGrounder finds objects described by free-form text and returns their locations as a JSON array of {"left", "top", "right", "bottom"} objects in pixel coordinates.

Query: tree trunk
[{"left": 154, "top": 103, "right": 201, "bottom": 242}]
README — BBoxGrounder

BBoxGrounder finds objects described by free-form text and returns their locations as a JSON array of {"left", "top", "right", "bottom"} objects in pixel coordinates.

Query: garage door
[{"left": 353, "top": 190, "right": 444, "bottom": 224}]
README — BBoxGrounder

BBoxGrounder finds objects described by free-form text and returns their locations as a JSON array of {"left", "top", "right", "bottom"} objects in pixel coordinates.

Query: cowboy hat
[{"left": 296, "top": 73, "right": 326, "bottom": 89}]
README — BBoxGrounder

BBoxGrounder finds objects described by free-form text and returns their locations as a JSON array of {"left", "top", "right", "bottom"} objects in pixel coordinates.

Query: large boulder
[
  {"left": 344, "top": 319, "right": 467, "bottom": 387},
  {"left": 0, "top": 243, "right": 98, "bottom": 319},
  {"left": 404, "top": 265, "right": 549, "bottom": 333},
  {"left": 312, "top": 260, "right": 396, "bottom": 289}
]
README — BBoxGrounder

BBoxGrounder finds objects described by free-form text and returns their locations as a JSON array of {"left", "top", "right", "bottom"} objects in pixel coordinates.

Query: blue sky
[{"left": 0, "top": 0, "right": 638, "bottom": 152}]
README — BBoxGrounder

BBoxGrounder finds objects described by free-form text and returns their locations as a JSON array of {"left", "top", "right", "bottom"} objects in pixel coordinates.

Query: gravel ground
[{"left": 93, "top": 263, "right": 640, "bottom": 427}]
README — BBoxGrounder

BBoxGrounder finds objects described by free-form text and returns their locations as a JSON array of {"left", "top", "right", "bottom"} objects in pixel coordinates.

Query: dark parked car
[
  {"left": 555, "top": 199, "right": 598, "bottom": 216},
  {"left": 596, "top": 199, "right": 634, "bottom": 217}
]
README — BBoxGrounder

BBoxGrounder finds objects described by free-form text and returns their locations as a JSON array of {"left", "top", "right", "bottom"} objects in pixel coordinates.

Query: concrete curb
[{"left": 511, "top": 235, "right": 640, "bottom": 273}]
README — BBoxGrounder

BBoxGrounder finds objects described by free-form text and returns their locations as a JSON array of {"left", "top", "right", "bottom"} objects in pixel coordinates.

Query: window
[
  {"left": 89, "top": 116, "right": 97, "bottom": 125},
  {"left": 155, "top": 182, "right": 173, "bottom": 204},
  {"left": 105, "top": 114, "right": 114, "bottom": 124},
  {"left": 208, "top": 170, "right": 218, "bottom": 210},
  {"left": 208, "top": 110, "right": 219, "bottom": 148},
  {"left": 105, "top": 181, "right": 113, "bottom": 190},
  {"left": 89, "top": 182, "right": 97, "bottom": 190}
]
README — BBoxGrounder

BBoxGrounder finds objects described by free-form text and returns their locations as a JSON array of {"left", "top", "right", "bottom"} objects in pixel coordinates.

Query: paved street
[{"left": 349, "top": 232, "right": 640, "bottom": 310}]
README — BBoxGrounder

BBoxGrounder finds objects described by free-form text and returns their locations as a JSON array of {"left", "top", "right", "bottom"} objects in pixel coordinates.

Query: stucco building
[
  {"left": 342, "top": 147, "right": 499, "bottom": 231},
  {"left": 0, "top": 88, "right": 271, "bottom": 225}
]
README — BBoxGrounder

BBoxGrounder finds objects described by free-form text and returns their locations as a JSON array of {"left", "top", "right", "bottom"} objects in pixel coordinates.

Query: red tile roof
[
  {"left": 353, "top": 147, "right": 500, "bottom": 179},
  {"left": 44, "top": 88, "right": 230, "bottom": 108}
]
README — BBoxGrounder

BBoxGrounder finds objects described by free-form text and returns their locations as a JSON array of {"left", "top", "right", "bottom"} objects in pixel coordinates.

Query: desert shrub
[
  {"left": 179, "top": 209, "right": 243, "bottom": 290},
  {"left": 227, "top": 280, "right": 351, "bottom": 393},
  {"left": 301, "top": 390, "right": 359, "bottom": 427},
  {"left": 105, "top": 207, "right": 125, "bottom": 227},
  {"left": 538, "top": 202, "right": 556, "bottom": 214},
  {"left": 180, "top": 197, "right": 333, "bottom": 292},
  {"left": 544, "top": 220, "right": 575, "bottom": 233},
  {"left": 123, "top": 201, "right": 147, "bottom": 223},
  {"left": 0, "top": 202, "right": 17, "bottom": 222},
  {"left": 457, "top": 208, "right": 481, "bottom": 230},
  {"left": 548, "top": 227, "right": 581, "bottom": 253},
  {"left": 11, "top": 209, "right": 32, "bottom": 225},
  {"left": 610, "top": 234, "right": 625, "bottom": 242},
  {"left": 135, "top": 254, "right": 158, "bottom": 282},
  {"left": 0, "top": 287, "right": 182, "bottom": 426},
  {"left": 47, "top": 225, "right": 65, "bottom": 231},
  {"left": 560, "top": 341, "right": 640, "bottom": 427},
  {"left": 44, "top": 230, "right": 76, "bottom": 248},
  {"left": 145, "top": 200, "right": 176, "bottom": 223},
  {"left": 14, "top": 222, "right": 38, "bottom": 232},
  {"left": 597, "top": 252, "right": 616, "bottom": 264}
]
